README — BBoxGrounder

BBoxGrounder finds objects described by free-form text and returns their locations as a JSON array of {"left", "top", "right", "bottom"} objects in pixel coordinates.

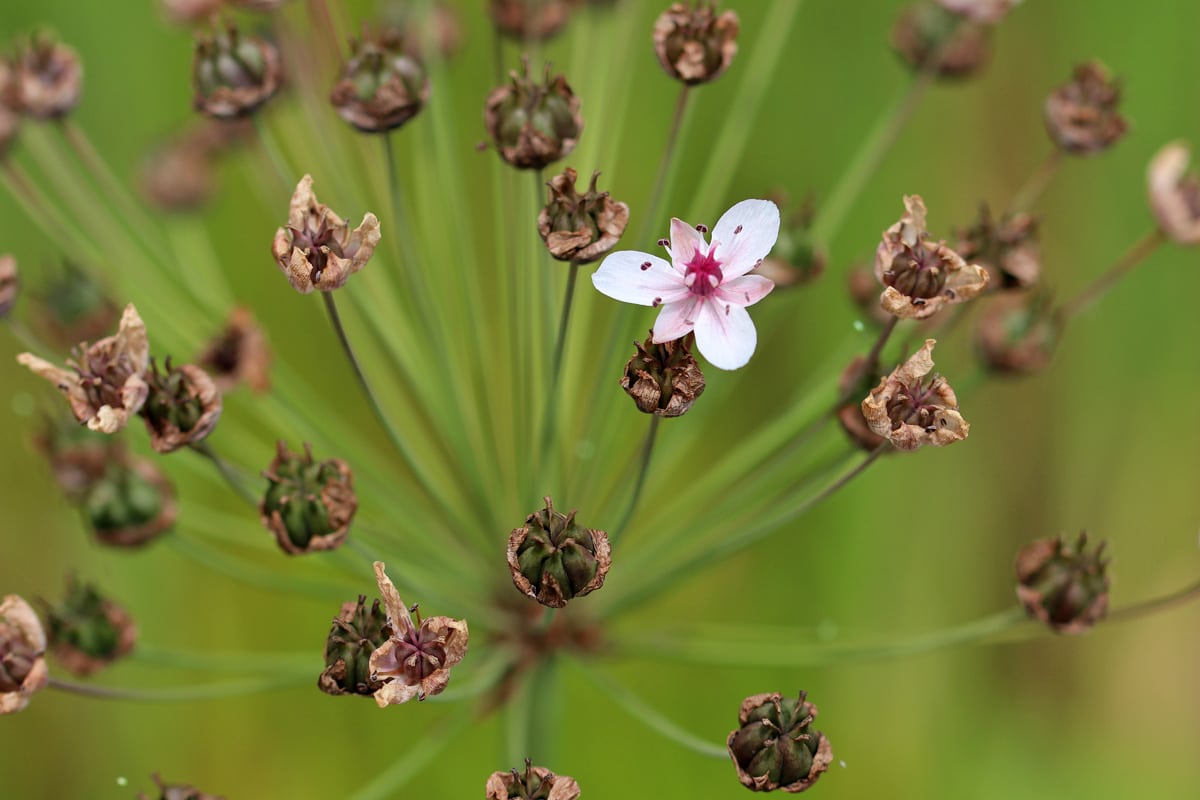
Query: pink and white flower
[{"left": 591, "top": 199, "right": 779, "bottom": 371}]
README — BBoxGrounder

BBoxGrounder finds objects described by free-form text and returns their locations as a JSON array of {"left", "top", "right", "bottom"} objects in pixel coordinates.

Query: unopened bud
[
  {"left": 14, "top": 33, "right": 83, "bottom": 119},
  {"left": 43, "top": 576, "right": 137, "bottom": 677},
  {"left": 622, "top": 331, "right": 705, "bottom": 417},
  {"left": 653, "top": 2, "right": 740, "bottom": 86},
  {"left": 728, "top": 691, "right": 833, "bottom": 793},
  {"left": 196, "top": 306, "right": 271, "bottom": 393},
  {"left": 1015, "top": 532, "right": 1109, "bottom": 634},
  {"left": 538, "top": 167, "right": 629, "bottom": 264},
  {"left": 192, "top": 25, "right": 282, "bottom": 119},
  {"left": 507, "top": 496, "right": 611, "bottom": 608},
  {"left": 260, "top": 441, "right": 357, "bottom": 554},
  {"left": 318, "top": 595, "right": 391, "bottom": 697},
  {"left": 0, "top": 595, "right": 48, "bottom": 715},
  {"left": 484, "top": 58, "right": 583, "bottom": 170},
  {"left": 1044, "top": 61, "right": 1127, "bottom": 156},
  {"left": 485, "top": 759, "right": 581, "bottom": 800},
  {"left": 891, "top": 2, "right": 990, "bottom": 79},
  {"left": 331, "top": 32, "right": 429, "bottom": 134}
]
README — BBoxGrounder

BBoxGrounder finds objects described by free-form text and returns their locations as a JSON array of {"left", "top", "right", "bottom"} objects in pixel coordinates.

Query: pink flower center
[{"left": 683, "top": 245, "right": 724, "bottom": 297}]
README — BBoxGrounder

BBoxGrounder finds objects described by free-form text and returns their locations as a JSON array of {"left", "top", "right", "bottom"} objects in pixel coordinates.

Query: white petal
[
  {"left": 668, "top": 217, "right": 707, "bottom": 270},
  {"left": 651, "top": 296, "right": 701, "bottom": 342},
  {"left": 591, "top": 251, "right": 688, "bottom": 306},
  {"left": 712, "top": 199, "right": 780, "bottom": 279},
  {"left": 716, "top": 274, "right": 775, "bottom": 308},
  {"left": 693, "top": 299, "right": 757, "bottom": 370}
]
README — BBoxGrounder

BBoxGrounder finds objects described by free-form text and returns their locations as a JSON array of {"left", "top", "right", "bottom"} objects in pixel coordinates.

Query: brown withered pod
[
  {"left": 621, "top": 332, "right": 705, "bottom": 418},
  {"left": 1015, "top": 532, "right": 1109, "bottom": 634},
  {"left": 43, "top": 576, "right": 137, "bottom": 677},
  {"left": 507, "top": 496, "right": 610, "bottom": 608}
]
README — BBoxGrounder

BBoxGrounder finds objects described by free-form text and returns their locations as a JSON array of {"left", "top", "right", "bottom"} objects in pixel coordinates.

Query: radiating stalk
[
  {"left": 348, "top": 709, "right": 479, "bottom": 800},
  {"left": 47, "top": 673, "right": 311, "bottom": 702},
  {"left": 636, "top": 85, "right": 692, "bottom": 247},
  {"left": 611, "top": 415, "right": 661, "bottom": 542},
  {"left": 1005, "top": 148, "right": 1064, "bottom": 215},
  {"left": 1056, "top": 229, "right": 1166, "bottom": 323},
  {"left": 189, "top": 440, "right": 257, "bottom": 507},
  {"left": 252, "top": 114, "right": 295, "bottom": 191}
]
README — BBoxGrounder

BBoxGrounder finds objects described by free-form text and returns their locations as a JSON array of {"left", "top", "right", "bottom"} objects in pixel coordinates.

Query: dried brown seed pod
[
  {"left": 140, "top": 360, "right": 223, "bottom": 454},
  {"left": 485, "top": 759, "right": 580, "bottom": 800},
  {"left": 272, "top": 175, "right": 381, "bottom": 293},
  {"left": 862, "top": 339, "right": 969, "bottom": 451},
  {"left": 621, "top": 331, "right": 705, "bottom": 417},
  {"left": 318, "top": 595, "right": 391, "bottom": 697},
  {"left": 14, "top": 33, "right": 83, "bottom": 119},
  {"left": 196, "top": 306, "right": 271, "bottom": 393},
  {"left": 490, "top": 0, "right": 575, "bottom": 42},
  {"left": 653, "top": 2, "right": 740, "bottom": 85},
  {"left": 1044, "top": 61, "right": 1127, "bottom": 156},
  {"left": 0, "top": 595, "right": 48, "bottom": 715},
  {"left": 484, "top": 59, "right": 583, "bottom": 170},
  {"left": 507, "top": 496, "right": 611, "bottom": 608},
  {"left": 891, "top": 2, "right": 991, "bottom": 79},
  {"left": 44, "top": 576, "right": 137, "bottom": 677},
  {"left": 192, "top": 25, "right": 282, "bottom": 119},
  {"left": 330, "top": 31, "right": 430, "bottom": 134},
  {"left": 260, "top": 441, "right": 356, "bottom": 554},
  {"left": 954, "top": 205, "right": 1041, "bottom": 291},
  {"left": 1015, "top": 532, "right": 1109, "bottom": 634},
  {"left": 727, "top": 691, "right": 833, "bottom": 793},
  {"left": 975, "top": 291, "right": 1058, "bottom": 375},
  {"left": 538, "top": 167, "right": 629, "bottom": 264}
]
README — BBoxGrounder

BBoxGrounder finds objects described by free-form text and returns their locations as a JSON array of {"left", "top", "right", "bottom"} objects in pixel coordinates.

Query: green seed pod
[
  {"left": 192, "top": 24, "right": 281, "bottom": 119},
  {"left": 140, "top": 359, "right": 223, "bottom": 453},
  {"left": 330, "top": 31, "right": 429, "bottom": 134},
  {"left": 1015, "top": 532, "right": 1109, "bottom": 634},
  {"left": 318, "top": 595, "right": 392, "bottom": 697},
  {"left": 44, "top": 576, "right": 136, "bottom": 677},
  {"left": 507, "top": 497, "right": 611, "bottom": 608},
  {"left": 259, "top": 441, "right": 357, "bottom": 555},
  {"left": 484, "top": 58, "right": 582, "bottom": 170},
  {"left": 621, "top": 332, "right": 706, "bottom": 417},
  {"left": 727, "top": 691, "right": 833, "bottom": 793},
  {"left": 84, "top": 456, "right": 177, "bottom": 548}
]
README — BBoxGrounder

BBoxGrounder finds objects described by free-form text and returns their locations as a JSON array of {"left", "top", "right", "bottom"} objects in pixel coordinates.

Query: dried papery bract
[
  {"left": 846, "top": 265, "right": 893, "bottom": 328},
  {"left": 490, "top": 0, "right": 575, "bottom": 42},
  {"left": 0, "top": 595, "right": 48, "bottom": 715},
  {"left": 727, "top": 691, "right": 833, "bottom": 793},
  {"left": 938, "top": 0, "right": 1021, "bottom": 24},
  {"left": 140, "top": 359, "right": 223, "bottom": 454},
  {"left": 485, "top": 760, "right": 581, "bottom": 800},
  {"left": 1044, "top": 61, "right": 1127, "bottom": 156},
  {"left": 196, "top": 306, "right": 271, "bottom": 393},
  {"left": 137, "top": 773, "right": 226, "bottom": 800},
  {"left": 272, "top": 175, "right": 381, "bottom": 293},
  {"left": 653, "top": 2, "right": 740, "bottom": 85},
  {"left": 44, "top": 576, "right": 137, "bottom": 677},
  {"left": 508, "top": 497, "right": 611, "bottom": 608},
  {"left": 0, "top": 254, "right": 18, "bottom": 318},
  {"left": 891, "top": 2, "right": 991, "bottom": 79},
  {"left": 331, "top": 31, "right": 430, "bottom": 134},
  {"left": 862, "top": 339, "right": 970, "bottom": 451},
  {"left": 0, "top": 59, "right": 22, "bottom": 157},
  {"left": 318, "top": 595, "right": 391, "bottom": 697},
  {"left": 1147, "top": 142, "right": 1200, "bottom": 246},
  {"left": 875, "top": 195, "right": 988, "bottom": 319},
  {"left": 484, "top": 58, "right": 583, "bottom": 170},
  {"left": 17, "top": 303, "right": 150, "bottom": 434},
  {"left": 975, "top": 291, "right": 1058, "bottom": 375},
  {"left": 622, "top": 332, "right": 706, "bottom": 417},
  {"left": 14, "top": 33, "right": 82, "bottom": 119},
  {"left": 368, "top": 561, "right": 468, "bottom": 707},
  {"left": 538, "top": 167, "right": 629, "bottom": 263},
  {"left": 1015, "top": 533, "right": 1110, "bottom": 634},
  {"left": 192, "top": 24, "right": 282, "bottom": 119},
  {"left": 259, "top": 441, "right": 357, "bottom": 555},
  {"left": 836, "top": 356, "right": 887, "bottom": 452},
  {"left": 954, "top": 205, "right": 1041, "bottom": 291}
]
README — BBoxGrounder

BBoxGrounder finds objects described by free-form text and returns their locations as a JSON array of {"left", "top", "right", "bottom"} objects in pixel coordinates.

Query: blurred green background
[{"left": 2, "top": 0, "right": 1199, "bottom": 798}]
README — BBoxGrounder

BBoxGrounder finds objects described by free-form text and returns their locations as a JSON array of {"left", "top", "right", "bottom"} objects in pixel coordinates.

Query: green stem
[
  {"left": 188, "top": 440, "right": 257, "bottom": 507},
  {"left": 549, "top": 260, "right": 580, "bottom": 395},
  {"left": 810, "top": 68, "right": 936, "bottom": 249},
  {"left": 637, "top": 85, "right": 692, "bottom": 248},
  {"left": 47, "top": 673, "right": 311, "bottom": 702},
  {"left": 1005, "top": 147, "right": 1064, "bottom": 215},
  {"left": 1107, "top": 575, "right": 1200, "bottom": 623},
  {"left": 566, "top": 656, "right": 728, "bottom": 759},
  {"left": 612, "top": 415, "right": 661, "bottom": 541},
  {"left": 131, "top": 644, "right": 311, "bottom": 674},
  {"left": 1057, "top": 229, "right": 1166, "bottom": 323},
  {"left": 252, "top": 114, "right": 294, "bottom": 191},
  {"left": 348, "top": 708, "right": 479, "bottom": 800}
]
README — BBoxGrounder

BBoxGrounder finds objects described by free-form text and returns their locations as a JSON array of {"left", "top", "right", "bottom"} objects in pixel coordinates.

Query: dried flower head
[
  {"left": 0, "top": 595, "right": 48, "bottom": 715},
  {"left": 140, "top": 359, "right": 223, "bottom": 454},
  {"left": 484, "top": 59, "right": 583, "bottom": 170},
  {"left": 975, "top": 291, "right": 1058, "bottom": 375},
  {"left": 331, "top": 32, "right": 430, "bottom": 134},
  {"left": 160, "top": 0, "right": 223, "bottom": 26},
  {"left": 14, "top": 33, "right": 83, "bottom": 119},
  {"left": 727, "top": 691, "right": 833, "bottom": 793},
  {"left": 1147, "top": 141, "right": 1200, "bottom": 246},
  {"left": 140, "top": 125, "right": 225, "bottom": 212},
  {"left": 196, "top": 306, "right": 271, "bottom": 393},
  {"left": 891, "top": 3, "right": 991, "bottom": 79},
  {"left": 368, "top": 561, "right": 468, "bottom": 707},
  {"left": 937, "top": 0, "right": 1021, "bottom": 24},
  {"left": 836, "top": 356, "right": 888, "bottom": 452},
  {"left": 592, "top": 199, "right": 779, "bottom": 370},
  {"left": 954, "top": 205, "right": 1040, "bottom": 291},
  {"left": 508, "top": 497, "right": 611, "bottom": 608},
  {"left": 538, "top": 167, "right": 630, "bottom": 263},
  {"left": 192, "top": 25, "right": 282, "bottom": 119},
  {"left": 318, "top": 595, "right": 391, "bottom": 697},
  {"left": 862, "top": 339, "right": 969, "bottom": 451},
  {"left": 17, "top": 303, "right": 150, "bottom": 433},
  {"left": 260, "top": 441, "right": 357, "bottom": 554},
  {"left": 1044, "top": 61, "right": 1127, "bottom": 156},
  {"left": 490, "top": 0, "right": 575, "bottom": 41},
  {"left": 0, "top": 254, "right": 18, "bottom": 318},
  {"left": 137, "top": 773, "right": 226, "bottom": 800},
  {"left": 621, "top": 331, "right": 706, "bottom": 417},
  {"left": 875, "top": 195, "right": 988, "bottom": 319},
  {"left": 0, "top": 59, "right": 21, "bottom": 157},
  {"left": 44, "top": 576, "right": 137, "bottom": 677},
  {"left": 272, "top": 175, "right": 381, "bottom": 293},
  {"left": 1015, "top": 532, "right": 1109, "bottom": 634},
  {"left": 653, "top": 2, "right": 740, "bottom": 85},
  {"left": 485, "top": 759, "right": 581, "bottom": 800}
]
